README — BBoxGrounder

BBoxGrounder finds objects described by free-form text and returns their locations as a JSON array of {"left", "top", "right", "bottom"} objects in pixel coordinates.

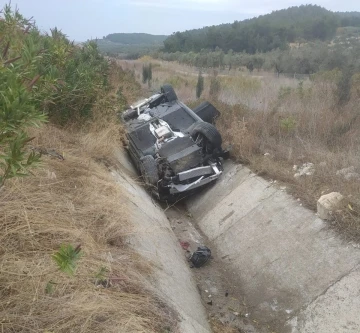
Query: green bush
[
  {"left": 0, "top": 5, "right": 46, "bottom": 186},
  {"left": 0, "top": 4, "right": 109, "bottom": 186}
]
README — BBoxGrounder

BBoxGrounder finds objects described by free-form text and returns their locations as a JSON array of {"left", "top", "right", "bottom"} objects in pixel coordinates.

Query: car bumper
[{"left": 168, "top": 164, "right": 222, "bottom": 194}]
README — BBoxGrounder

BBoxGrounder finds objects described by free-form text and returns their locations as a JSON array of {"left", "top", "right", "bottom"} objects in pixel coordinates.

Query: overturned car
[{"left": 121, "top": 84, "right": 228, "bottom": 201}]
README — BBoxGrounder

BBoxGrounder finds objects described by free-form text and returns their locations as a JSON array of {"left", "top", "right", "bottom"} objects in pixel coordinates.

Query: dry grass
[
  {"left": 0, "top": 124, "right": 176, "bottom": 333},
  {"left": 0, "top": 63, "right": 177, "bottom": 332},
  {"left": 210, "top": 319, "right": 239, "bottom": 333},
  {"left": 212, "top": 89, "right": 360, "bottom": 241}
]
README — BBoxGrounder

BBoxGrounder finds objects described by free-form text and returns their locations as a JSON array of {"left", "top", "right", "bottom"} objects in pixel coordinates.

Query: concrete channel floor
[{"left": 187, "top": 161, "right": 360, "bottom": 333}]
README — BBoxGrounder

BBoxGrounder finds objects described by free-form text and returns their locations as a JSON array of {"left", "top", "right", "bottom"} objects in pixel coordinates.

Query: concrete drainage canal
[{"left": 114, "top": 148, "right": 360, "bottom": 333}]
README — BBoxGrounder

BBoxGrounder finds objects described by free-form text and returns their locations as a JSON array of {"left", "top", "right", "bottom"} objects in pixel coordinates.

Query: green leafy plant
[
  {"left": 94, "top": 266, "right": 109, "bottom": 287},
  {"left": 0, "top": 4, "right": 110, "bottom": 186},
  {"left": 45, "top": 280, "right": 56, "bottom": 294},
  {"left": 95, "top": 266, "right": 108, "bottom": 281},
  {"left": 280, "top": 116, "right": 297, "bottom": 132},
  {"left": 52, "top": 244, "right": 82, "bottom": 276},
  {"left": 0, "top": 6, "right": 46, "bottom": 187},
  {"left": 0, "top": 136, "right": 42, "bottom": 187}
]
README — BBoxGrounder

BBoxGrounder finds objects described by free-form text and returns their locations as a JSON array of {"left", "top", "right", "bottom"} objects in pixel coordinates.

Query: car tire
[
  {"left": 190, "top": 122, "right": 222, "bottom": 148},
  {"left": 192, "top": 101, "right": 220, "bottom": 124},
  {"left": 140, "top": 155, "right": 159, "bottom": 186},
  {"left": 161, "top": 84, "right": 177, "bottom": 102}
]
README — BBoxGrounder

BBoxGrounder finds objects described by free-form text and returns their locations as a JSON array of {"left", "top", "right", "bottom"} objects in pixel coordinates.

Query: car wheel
[
  {"left": 192, "top": 101, "right": 220, "bottom": 124},
  {"left": 140, "top": 155, "right": 159, "bottom": 186},
  {"left": 161, "top": 84, "right": 178, "bottom": 102},
  {"left": 190, "top": 122, "right": 222, "bottom": 149}
]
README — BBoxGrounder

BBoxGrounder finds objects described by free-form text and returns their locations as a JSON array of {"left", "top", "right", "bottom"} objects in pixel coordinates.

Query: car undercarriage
[{"left": 121, "top": 84, "right": 228, "bottom": 201}]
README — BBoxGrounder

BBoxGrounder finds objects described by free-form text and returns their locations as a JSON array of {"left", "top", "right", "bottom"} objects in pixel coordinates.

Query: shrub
[
  {"left": 142, "top": 63, "right": 152, "bottom": 85},
  {"left": 196, "top": 71, "right": 204, "bottom": 98},
  {"left": 0, "top": 5, "right": 46, "bottom": 186},
  {"left": 0, "top": 4, "right": 110, "bottom": 185}
]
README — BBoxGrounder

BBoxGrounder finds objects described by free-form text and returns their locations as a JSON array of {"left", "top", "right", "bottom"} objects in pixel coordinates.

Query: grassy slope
[{"left": 0, "top": 63, "right": 176, "bottom": 332}]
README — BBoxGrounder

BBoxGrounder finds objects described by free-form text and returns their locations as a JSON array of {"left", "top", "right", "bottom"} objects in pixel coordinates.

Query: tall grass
[
  {"left": 214, "top": 81, "right": 360, "bottom": 240},
  {"left": 0, "top": 124, "right": 176, "bottom": 333}
]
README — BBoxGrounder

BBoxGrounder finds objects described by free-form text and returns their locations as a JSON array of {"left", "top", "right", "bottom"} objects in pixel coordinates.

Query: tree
[
  {"left": 196, "top": 71, "right": 204, "bottom": 99},
  {"left": 246, "top": 60, "right": 254, "bottom": 73},
  {"left": 142, "top": 63, "right": 152, "bottom": 85},
  {"left": 162, "top": 5, "right": 359, "bottom": 55}
]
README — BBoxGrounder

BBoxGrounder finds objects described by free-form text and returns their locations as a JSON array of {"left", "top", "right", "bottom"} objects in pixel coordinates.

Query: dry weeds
[
  {"left": 0, "top": 124, "right": 176, "bottom": 333},
  {"left": 0, "top": 61, "right": 178, "bottom": 332},
  {"left": 212, "top": 95, "right": 360, "bottom": 241},
  {"left": 210, "top": 318, "right": 239, "bottom": 333}
]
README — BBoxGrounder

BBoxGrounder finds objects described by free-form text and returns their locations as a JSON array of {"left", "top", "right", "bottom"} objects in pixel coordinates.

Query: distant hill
[
  {"left": 163, "top": 5, "right": 360, "bottom": 54},
  {"left": 94, "top": 33, "right": 167, "bottom": 57},
  {"left": 103, "top": 33, "right": 167, "bottom": 45}
]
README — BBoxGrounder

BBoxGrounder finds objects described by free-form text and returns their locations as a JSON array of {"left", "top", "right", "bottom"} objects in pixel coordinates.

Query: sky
[{"left": 1, "top": 0, "right": 359, "bottom": 41}]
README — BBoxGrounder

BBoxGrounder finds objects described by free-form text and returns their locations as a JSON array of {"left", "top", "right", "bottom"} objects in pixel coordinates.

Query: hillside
[
  {"left": 96, "top": 33, "right": 167, "bottom": 57},
  {"left": 163, "top": 5, "right": 360, "bottom": 54},
  {"left": 104, "top": 33, "right": 167, "bottom": 45}
]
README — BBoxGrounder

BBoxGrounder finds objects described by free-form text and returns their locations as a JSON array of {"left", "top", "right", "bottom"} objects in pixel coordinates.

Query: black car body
[{"left": 121, "top": 84, "right": 227, "bottom": 201}]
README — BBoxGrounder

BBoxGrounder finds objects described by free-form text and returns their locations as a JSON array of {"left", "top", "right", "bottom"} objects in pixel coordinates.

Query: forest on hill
[
  {"left": 103, "top": 33, "right": 167, "bottom": 45},
  {"left": 95, "top": 33, "right": 167, "bottom": 57},
  {"left": 163, "top": 5, "right": 360, "bottom": 54}
]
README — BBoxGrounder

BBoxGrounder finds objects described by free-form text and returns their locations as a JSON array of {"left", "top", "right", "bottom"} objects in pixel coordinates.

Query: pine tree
[{"left": 196, "top": 71, "right": 204, "bottom": 98}]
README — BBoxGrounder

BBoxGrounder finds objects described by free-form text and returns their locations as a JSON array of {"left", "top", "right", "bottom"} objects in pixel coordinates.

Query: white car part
[
  {"left": 169, "top": 164, "right": 222, "bottom": 194},
  {"left": 177, "top": 166, "right": 213, "bottom": 181},
  {"left": 131, "top": 93, "right": 162, "bottom": 116},
  {"left": 138, "top": 113, "right": 152, "bottom": 121},
  {"left": 155, "top": 126, "right": 172, "bottom": 139},
  {"left": 149, "top": 119, "right": 184, "bottom": 150}
]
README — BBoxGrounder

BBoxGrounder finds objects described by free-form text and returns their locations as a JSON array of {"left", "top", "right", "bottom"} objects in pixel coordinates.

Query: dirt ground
[{"left": 164, "top": 204, "right": 267, "bottom": 333}]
